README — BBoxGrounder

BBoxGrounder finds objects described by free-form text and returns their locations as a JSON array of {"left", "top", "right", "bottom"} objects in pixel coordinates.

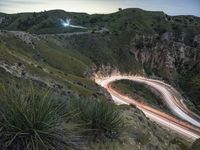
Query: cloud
[
  {"left": 0, "top": 0, "right": 45, "bottom": 5},
  {"left": 0, "top": 0, "right": 46, "bottom": 13}
]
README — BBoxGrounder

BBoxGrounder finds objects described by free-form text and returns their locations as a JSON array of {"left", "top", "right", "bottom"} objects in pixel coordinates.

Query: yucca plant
[
  {"left": 0, "top": 82, "right": 79, "bottom": 150},
  {"left": 70, "top": 98, "right": 124, "bottom": 141},
  {"left": 92, "top": 140, "right": 121, "bottom": 150}
]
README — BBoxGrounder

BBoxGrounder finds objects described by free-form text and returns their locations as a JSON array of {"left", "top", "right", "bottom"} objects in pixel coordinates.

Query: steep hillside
[
  {"left": 128, "top": 33, "right": 200, "bottom": 112},
  {"left": 0, "top": 8, "right": 200, "bottom": 36},
  {"left": 0, "top": 8, "right": 200, "bottom": 149},
  {"left": 0, "top": 8, "right": 200, "bottom": 113},
  {"left": 1, "top": 8, "right": 200, "bottom": 111}
]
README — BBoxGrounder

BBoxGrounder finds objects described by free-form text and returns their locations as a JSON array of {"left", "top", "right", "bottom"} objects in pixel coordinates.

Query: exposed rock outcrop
[
  {"left": 0, "top": 30, "right": 39, "bottom": 48},
  {"left": 130, "top": 33, "right": 200, "bottom": 82},
  {"left": 0, "top": 61, "right": 71, "bottom": 96}
]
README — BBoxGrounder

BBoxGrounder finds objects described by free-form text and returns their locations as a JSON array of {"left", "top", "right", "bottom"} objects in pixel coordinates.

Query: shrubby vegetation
[
  {"left": 1, "top": 8, "right": 200, "bottom": 37},
  {"left": 0, "top": 81, "right": 123, "bottom": 150},
  {"left": 112, "top": 80, "right": 162, "bottom": 107},
  {"left": 69, "top": 97, "right": 123, "bottom": 141},
  {"left": 178, "top": 74, "right": 200, "bottom": 112},
  {"left": 0, "top": 82, "right": 78, "bottom": 150},
  {"left": 191, "top": 138, "right": 200, "bottom": 150},
  {"left": 0, "top": 8, "right": 199, "bottom": 149},
  {"left": 1, "top": 8, "right": 199, "bottom": 111}
]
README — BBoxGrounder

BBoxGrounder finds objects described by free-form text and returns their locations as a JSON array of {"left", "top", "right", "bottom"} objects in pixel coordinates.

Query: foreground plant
[
  {"left": 0, "top": 83, "right": 78, "bottom": 150},
  {"left": 70, "top": 98, "right": 124, "bottom": 141}
]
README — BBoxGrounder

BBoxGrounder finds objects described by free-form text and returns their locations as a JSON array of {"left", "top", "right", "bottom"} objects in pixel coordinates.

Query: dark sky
[{"left": 0, "top": 0, "right": 200, "bottom": 16}]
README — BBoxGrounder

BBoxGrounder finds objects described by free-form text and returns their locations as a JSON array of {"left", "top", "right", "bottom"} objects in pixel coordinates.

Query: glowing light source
[
  {"left": 60, "top": 18, "right": 86, "bottom": 29},
  {"left": 61, "top": 19, "right": 71, "bottom": 27}
]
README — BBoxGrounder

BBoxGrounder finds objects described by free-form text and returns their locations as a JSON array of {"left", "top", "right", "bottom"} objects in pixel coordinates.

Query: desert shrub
[
  {"left": 0, "top": 81, "right": 124, "bottom": 149},
  {"left": 0, "top": 83, "right": 78, "bottom": 150},
  {"left": 191, "top": 138, "right": 200, "bottom": 150},
  {"left": 92, "top": 140, "right": 120, "bottom": 150},
  {"left": 69, "top": 98, "right": 123, "bottom": 141}
]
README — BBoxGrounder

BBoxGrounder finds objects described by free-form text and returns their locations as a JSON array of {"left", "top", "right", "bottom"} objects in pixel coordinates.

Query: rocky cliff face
[
  {"left": 129, "top": 32, "right": 200, "bottom": 111},
  {"left": 130, "top": 33, "right": 199, "bottom": 77}
]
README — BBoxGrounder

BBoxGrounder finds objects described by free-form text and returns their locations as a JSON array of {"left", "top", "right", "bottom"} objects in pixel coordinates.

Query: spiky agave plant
[
  {"left": 0, "top": 82, "right": 78, "bottom": 150},
  {"left": 70, "top": 98, "right": 124, "bottom": 141}
]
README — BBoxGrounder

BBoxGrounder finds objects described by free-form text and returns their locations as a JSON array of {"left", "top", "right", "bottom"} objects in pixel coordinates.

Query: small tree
[{"left": 118, "top": 8, "right": 122, "bottom": 11}]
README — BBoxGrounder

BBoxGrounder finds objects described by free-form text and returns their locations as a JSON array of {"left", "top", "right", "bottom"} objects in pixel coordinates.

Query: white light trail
[
  {"left": 60, "top": 18, "right": 87, "bottom": 29},
  {"left": 95, "top": 74, "right": 200, "bottom": 140}
]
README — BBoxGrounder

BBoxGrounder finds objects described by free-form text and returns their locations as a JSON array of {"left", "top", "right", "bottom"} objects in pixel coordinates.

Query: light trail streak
[
  {"left": 95, "top": 74, "right": 200, "bottom": 140},
  {"left": 60, "top": 18, "right": 87, "bottom": 29}
]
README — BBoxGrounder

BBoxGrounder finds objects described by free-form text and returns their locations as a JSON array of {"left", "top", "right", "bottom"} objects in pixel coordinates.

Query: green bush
[
  {"left": 0, "top": 83, "right": 78, "bottom": 150},
  {"left": 92, "top": 140, "right": 120, "bottom": 150},
  {"left": 0, "top": 81, "right": 124, "bottom": 149},
  {"left": 70, "top": 98, "right": 124, "bottom": 141},
  {"left": 191, "top": 138, "right": 200, "bottom": 150}
]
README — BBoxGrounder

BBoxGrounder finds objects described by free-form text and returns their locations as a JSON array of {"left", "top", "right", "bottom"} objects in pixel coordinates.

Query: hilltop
[{"left": 0, "top": 8, "right": 200, "bottom": 35}]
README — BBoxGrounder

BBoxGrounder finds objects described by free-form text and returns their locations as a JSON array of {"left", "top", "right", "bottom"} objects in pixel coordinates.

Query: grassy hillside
[
  {"left": 0, "top": 8, "right": 200, "bottom": 36},
  {"left": 0, "top": 32, "right": 97, "bottom": 97},
  {"left": 0, "top": 80, "right": 189, "bottom": 150},
  {"left": 0, "top": 8, "right": 199, "bottom": 149},
  {"left": 111, "top": 79, "right": 170, "bottom": 111},
  {"left": 0, "top": 8, "right": 200, "bottom": 110},
  {"left": 1, "top": 8, "right": 200, "bottom": 111},
  {"left": 0, "top": 30, "right": 143, "bottom": 94}
]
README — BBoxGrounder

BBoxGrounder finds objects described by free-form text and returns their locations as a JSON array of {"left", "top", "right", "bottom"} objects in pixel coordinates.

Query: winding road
[{"left": 95, "top": 75, "right": 200, "bottom": 141}]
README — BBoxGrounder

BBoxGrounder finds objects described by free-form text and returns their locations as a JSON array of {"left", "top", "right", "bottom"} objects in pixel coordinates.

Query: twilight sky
[{"left": 0, "top": 0, "right": 200, "bottom": 16}]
